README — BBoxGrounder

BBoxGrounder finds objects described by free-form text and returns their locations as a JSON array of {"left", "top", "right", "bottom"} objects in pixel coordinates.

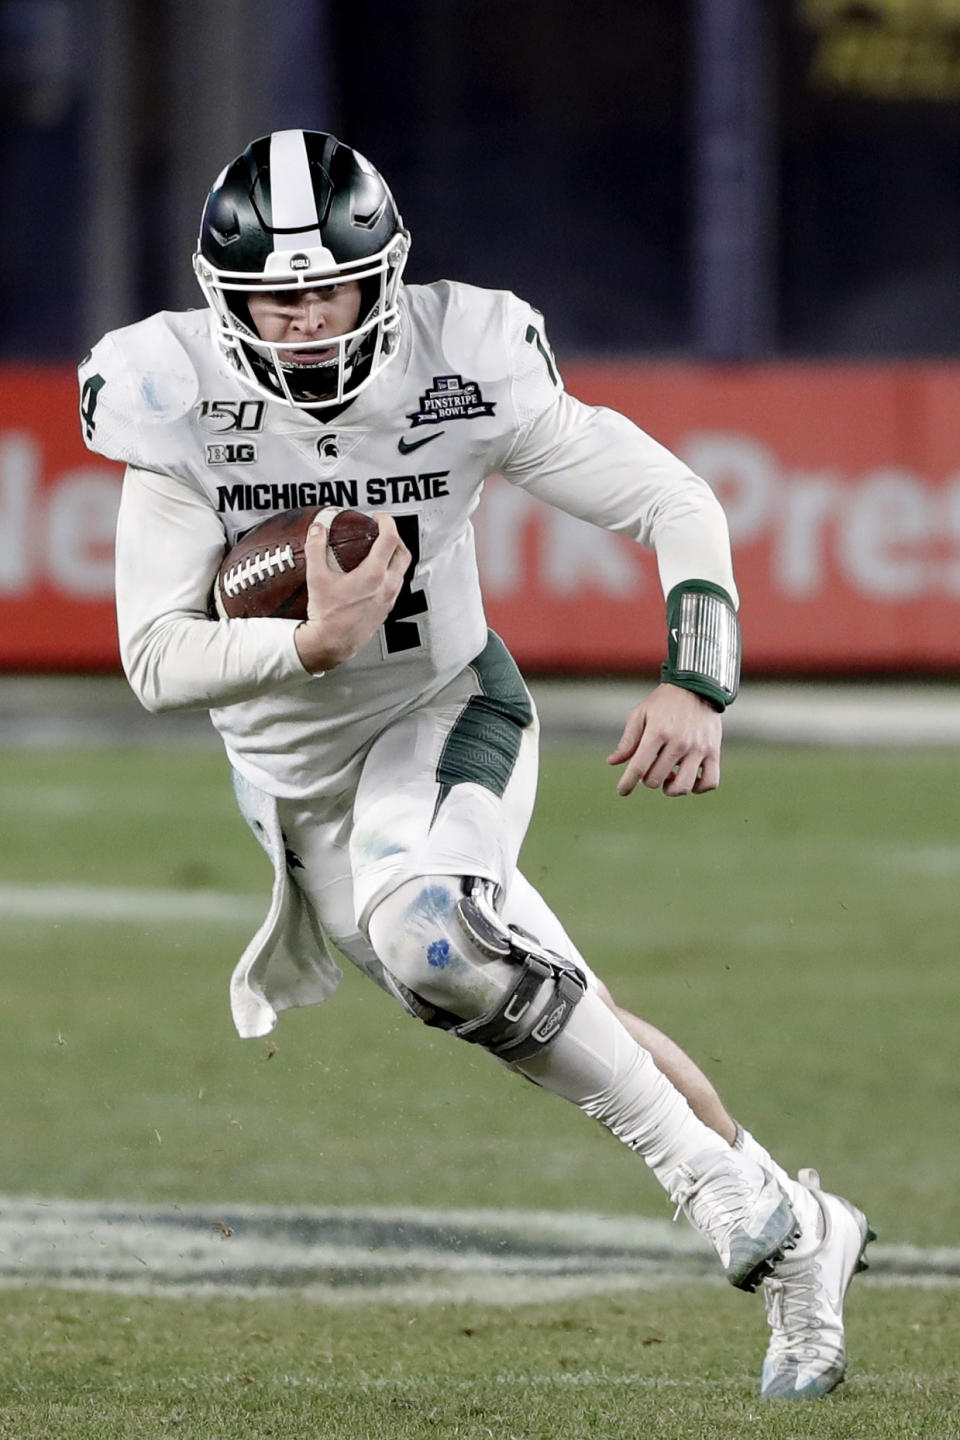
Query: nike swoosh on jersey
[{"left": 398, "top": 431, "right": 445, "bottom": 454}]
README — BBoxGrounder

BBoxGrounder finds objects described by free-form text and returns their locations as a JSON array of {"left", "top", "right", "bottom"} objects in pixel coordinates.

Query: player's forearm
[
  {"left": 648, "top": 486, "right": 738, "bottom": 604},
  {"left": 114, "top": 466, "right": 315, "bottom": 710},
  {"left": 121, "top": 613, "right": 310, "bottom": 712}
]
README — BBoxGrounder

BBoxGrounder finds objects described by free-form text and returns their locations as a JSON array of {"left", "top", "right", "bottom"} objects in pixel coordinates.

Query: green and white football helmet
[{"left": 194, "top": 129, "right": 410, "bottom": 410}]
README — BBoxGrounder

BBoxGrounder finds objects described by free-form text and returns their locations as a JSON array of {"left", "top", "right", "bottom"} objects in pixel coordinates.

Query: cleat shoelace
[
  {"left": 673, "top": 1167, "right": 757, "bottom": 1254},
  {"left": 762, "top": 1272, "right": 827, "bottom": 1362}
]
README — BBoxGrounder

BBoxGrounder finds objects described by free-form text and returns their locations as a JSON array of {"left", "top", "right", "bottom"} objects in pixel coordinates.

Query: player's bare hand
[
  {"left": 606, "top": 683, "right": 722, "bottom": 797},
  {"left": 295, "top": 514, "right": 411, "bottom": 671}
]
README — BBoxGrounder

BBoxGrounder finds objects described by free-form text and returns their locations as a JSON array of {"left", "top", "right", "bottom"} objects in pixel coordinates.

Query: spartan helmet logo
[{"left": 316, "top": 434, "right": 340, "bottom": 460}]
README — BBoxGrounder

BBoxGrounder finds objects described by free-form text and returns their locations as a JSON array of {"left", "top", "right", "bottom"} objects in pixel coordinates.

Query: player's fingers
[
  {"left": 692, "top": 753, "right": 721, "bottom": 794},
  {"left": 386, "top": 534, "right": 412, "bottom": 571},
  {"left": 303, "top": 521, "right": 331, "bottom": 584},
  {"left": 613, "top": 732, "right": 666, "bottom": 795},
  {"left": 359, "top": 513, "right": 397, "bottom": 558},
  {"left": 372, "top": 513, "right": 409, "bottom": 559},
  {"left": 378, "top": 545, "right": 409, "bottom": 605},
  {"left": 372, "top": 518, "right": 411, "bottom": 575},
  {"left": 662, "top": 752, "right": 704, "bottom": 797},
  {"left": 612, "top": 726, "right": 675, "bottom": 795},
  {"left": 615, "top": 747, "right": 663, "bottom": 796},
  {"left": 380, "top": 551, "right": 410, "bottom": 607},
  {"left": 614, "top": 761, "right": 641, "bottom": 797},
  {"left": 639, "top": 740, "right": 686, "bottom": 792},
  {"left": 606, "top": 708, "right": 647, "bottom": 766}
]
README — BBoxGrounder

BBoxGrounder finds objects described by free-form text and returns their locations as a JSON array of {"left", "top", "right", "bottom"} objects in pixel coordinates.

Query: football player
[{"left": 79, "top": 129, "right": 871, "bottom": 1398}]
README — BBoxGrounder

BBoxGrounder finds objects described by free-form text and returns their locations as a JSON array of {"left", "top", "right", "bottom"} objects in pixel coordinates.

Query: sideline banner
[
  {"left": 2, "top": 363, "right": 959, "bottom": 672},
  {"left": 1, "top": 371, "right": 122, "bottom": 668},
  {"left": 482, "top": 361, "right": 960, "bottom": 672}
]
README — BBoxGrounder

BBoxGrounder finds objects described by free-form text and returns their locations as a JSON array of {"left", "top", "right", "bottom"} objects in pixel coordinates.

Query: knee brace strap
[{"left": 427, "top": 879, "right": 587, "bottom": 1064}]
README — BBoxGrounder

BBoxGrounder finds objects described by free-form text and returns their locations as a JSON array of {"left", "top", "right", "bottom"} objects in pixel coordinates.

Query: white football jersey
[{"left": 80, "top": 281, "right": 736, "bottom": 799}]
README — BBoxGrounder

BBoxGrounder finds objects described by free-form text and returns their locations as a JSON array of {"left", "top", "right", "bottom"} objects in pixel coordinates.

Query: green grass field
[{"left": 1, "top": 737, "right": 958, "bottom": 1437}]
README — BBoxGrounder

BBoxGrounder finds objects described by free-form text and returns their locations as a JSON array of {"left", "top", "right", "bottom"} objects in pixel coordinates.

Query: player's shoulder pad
[
  {"left": 78, "top": 310, "right": 206, "bottom": 465},
  {"left": 405, "top": 280, "right": 548, "bottom": 384}
]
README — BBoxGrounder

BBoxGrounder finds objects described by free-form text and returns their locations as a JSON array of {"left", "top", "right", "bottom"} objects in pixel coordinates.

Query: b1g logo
[
  {"left": 205, "top": 442, "right": 257, "bottom": 465},
  {"left": 197, "top": 399, "right": 266, "bottom": 434}
]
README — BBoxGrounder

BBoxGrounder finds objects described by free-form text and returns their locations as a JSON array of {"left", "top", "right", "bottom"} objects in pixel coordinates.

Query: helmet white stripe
[{"left": 268, "top": 130, "right": 323, "bottom": 250}]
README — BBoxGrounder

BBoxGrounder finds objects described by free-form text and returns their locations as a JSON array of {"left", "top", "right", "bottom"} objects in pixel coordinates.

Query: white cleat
[
  {"left": 760, "top": 1167, "right": 875, "bottom": 1400},
  {"left": 671, "top": 1148, "right": 799, "bottom": 1292}
]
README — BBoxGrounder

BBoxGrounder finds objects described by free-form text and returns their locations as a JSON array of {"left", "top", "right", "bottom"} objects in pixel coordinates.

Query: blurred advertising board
[
  {"left": 2, "top": 362, "right": 959, "bottom": 673},
  {"left": 1, "top": 370, "right": 121, "bottom": 669}
]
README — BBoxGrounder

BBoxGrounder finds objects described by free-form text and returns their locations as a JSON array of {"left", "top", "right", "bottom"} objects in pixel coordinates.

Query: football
[
  {"left": 212, "top": 506, "right": 380, "bottom": 620},
  {"left": 322, "top": 506, "right": 382, "bottom": 574}
]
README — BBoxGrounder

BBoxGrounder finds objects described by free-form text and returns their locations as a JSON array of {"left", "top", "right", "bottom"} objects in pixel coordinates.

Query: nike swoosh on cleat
[{"left": 398, "top": 431, "right": 445, "bottom": 454}]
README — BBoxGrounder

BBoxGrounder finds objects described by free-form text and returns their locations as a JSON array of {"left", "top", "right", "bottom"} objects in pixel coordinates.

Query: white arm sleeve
[
  {"left": 115, "top": 466, "right": 310, "bottom": 713},
  {"left": 501, "top": 391, "right": 738, "bottom": 606}
]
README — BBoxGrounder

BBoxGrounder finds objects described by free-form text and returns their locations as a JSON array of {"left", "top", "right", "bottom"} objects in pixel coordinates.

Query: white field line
[
  {"left": 0, "top": 882, "right": 262, "bottom": 924},
  {"left": 0, "top": 1198, "right": 955, "bottom": 1304},
  {"left": 7, "top": 846, "right": 953, "bottom": 938}
]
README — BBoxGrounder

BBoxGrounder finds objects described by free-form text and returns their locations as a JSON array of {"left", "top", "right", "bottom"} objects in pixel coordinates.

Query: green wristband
[{"left": 660, "top": 580, "right": 741, "bottom": 711}]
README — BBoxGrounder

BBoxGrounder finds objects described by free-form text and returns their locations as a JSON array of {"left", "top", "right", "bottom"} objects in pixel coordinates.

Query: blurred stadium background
[{"left": 2, "top": 0, "right": 960, "bottom": 680}]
